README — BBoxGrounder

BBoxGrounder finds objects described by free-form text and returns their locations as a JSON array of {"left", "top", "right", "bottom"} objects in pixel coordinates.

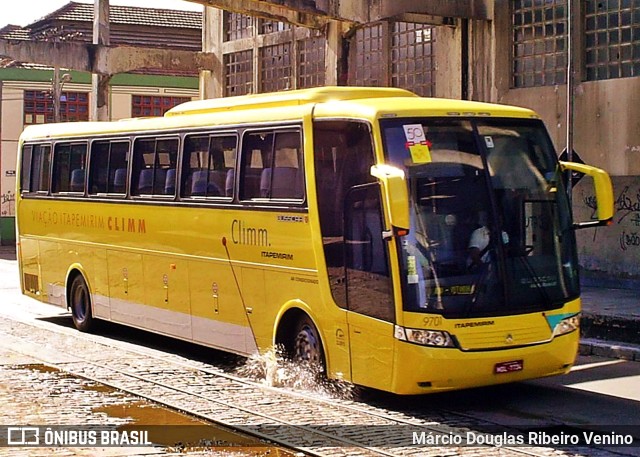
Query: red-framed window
[{"left": 131, "top": 95, "right": 191, "bottom": 117}]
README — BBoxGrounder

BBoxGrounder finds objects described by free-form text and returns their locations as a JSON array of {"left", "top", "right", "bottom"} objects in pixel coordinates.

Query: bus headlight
[
  {"left": 394, "top": 325, "right": 455, "bottom": 347},
  {"left": 552, "top": 315, "right": 580, "bottom": 337}
]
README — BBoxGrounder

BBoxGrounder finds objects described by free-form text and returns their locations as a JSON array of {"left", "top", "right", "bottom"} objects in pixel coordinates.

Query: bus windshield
[{"left": 381, "top": 118, "right": 578, "bottom": 318}]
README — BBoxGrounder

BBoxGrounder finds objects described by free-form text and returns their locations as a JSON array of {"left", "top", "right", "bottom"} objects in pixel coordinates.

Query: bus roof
[
  {"left": 163, "top": 86, "right": 419, "bottom": 117},
  {"left": 19, "top": 87, "right": 539, "bottom": 142}
]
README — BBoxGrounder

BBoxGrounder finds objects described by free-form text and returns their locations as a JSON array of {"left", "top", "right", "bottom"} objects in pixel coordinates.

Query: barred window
[
  {"left": 224, "top": 12, "right": 253, "bottom": 41},
  {"left": 297, "top": 35, "right": 326, "bottom": 88},
  {"left": 24, "top": 90, "right": 89, "bottom": 125},
  {"left": 131, "top": 95, "right": 190, "bottom": 117},
  {"left": 585, "top": 0, "right": 640, "bottom": 80},
  {"left": 259, "top": 19, "right": 290, "bottom": 34},
  {"left": 391, "top": 23, "right": 436, "bottom": 97},
  {"left": 512, "top": 0, "right": 567, "bottom": 87},
  {"left": 260, "top": 43, "right": 292, "bottom": 92},
  {"left": 352, "top": 23, "right": 385, "bottom": 86},
  {"left": 224, "top": 50, "right": 254, "bottom": 96}
]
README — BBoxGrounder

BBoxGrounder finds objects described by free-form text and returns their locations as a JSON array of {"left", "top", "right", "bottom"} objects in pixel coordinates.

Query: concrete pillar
[
  {"left": 324, "top": 20, "right": 347, "bottom": 86},
  {"left": 434, "top": 25, "right": 462, "bottom": 99},
  {"left": 200, "top": 6, "right": 224, "bottom": 99},
  {"left": 92, "top": 0, "right": 111, "bottom": 121}
]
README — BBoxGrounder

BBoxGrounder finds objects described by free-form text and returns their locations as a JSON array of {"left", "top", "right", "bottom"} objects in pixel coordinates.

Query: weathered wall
[
  {"left": 499, "top": 79, "right": 640, "bottom": 176},
  {"left": 0, "top": 86, "right": 22, "bottom": 230},
  {"left": 574, "top": 176, "right": 640, "bottom": 287}
]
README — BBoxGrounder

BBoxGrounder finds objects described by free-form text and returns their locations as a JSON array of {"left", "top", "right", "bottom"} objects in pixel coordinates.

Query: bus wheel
[
  {"left": 293, "top": 316, "right": 325, "bottom": 374},
  {"left": 70, "top": 275, "right": 94, "bottom": 332}
]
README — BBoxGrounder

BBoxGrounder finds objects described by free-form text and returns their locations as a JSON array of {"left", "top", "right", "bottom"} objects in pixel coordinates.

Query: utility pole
[
  {"left": 92, "top": 0, "right": 111, "bottom": 121},
  {"left": 52, "top": 67, "right": 72, "bottom": 123},
  {"left": 565, "top": 0, "right": 575, "bottom": 198}
]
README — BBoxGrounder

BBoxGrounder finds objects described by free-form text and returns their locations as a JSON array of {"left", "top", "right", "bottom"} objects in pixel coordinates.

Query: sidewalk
[
  {"left": 1, "top": 244, "right": 638, "bottom": 360},
  {"left": 579, "top": 285, "right": 640, "bottom": 361}
]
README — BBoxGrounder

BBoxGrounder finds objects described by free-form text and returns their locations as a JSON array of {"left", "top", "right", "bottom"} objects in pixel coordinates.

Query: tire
[
  {"left": 292, "top": 315, "right": 325, "bottom": 374},
  {"left": 69, "top": 275, "right": 95, "bottom": 332}
]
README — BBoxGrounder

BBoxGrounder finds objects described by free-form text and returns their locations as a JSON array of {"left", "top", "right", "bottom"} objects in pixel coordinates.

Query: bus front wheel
[
  {"left": 293, "top": 316, "right": 325, "bottom": 375},
  {"left": 69, "top": 275, "right": 94, "bottom": 333}
]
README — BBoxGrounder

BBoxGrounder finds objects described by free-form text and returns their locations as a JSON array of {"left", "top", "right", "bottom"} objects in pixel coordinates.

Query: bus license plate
[{"left": 494, "top": 360, "right": 523, "bottom": 374}]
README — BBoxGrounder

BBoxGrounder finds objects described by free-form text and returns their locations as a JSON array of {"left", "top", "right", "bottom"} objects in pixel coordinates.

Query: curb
[
  {"left": 579, "top": 337, "right": 640, "bottom": 362},
  {"left": 580, "top": 312, "right": 640, "bottom": 345}
]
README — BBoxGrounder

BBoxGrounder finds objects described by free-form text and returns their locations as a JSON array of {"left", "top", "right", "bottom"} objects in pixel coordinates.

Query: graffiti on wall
[
  {"left": 1, "top": 190, "right": 15, "bottom": 216},
  {"left": 583, "top": 185, "right": 640, "bottom": 251}
]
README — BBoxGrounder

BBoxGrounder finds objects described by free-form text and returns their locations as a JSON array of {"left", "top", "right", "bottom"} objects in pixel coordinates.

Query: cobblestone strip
[{"left": 0, "top": 315, "right": 621, "bottom": 457}]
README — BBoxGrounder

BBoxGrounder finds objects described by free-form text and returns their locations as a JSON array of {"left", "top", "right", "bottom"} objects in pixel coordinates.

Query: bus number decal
[{"left": 422, "top": 316, "right": 442, "bottom": 327}]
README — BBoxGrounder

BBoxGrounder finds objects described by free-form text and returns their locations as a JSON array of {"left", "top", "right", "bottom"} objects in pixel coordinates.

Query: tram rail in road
[{"left": 0, "top": 308, "right": 637, "bottom": 456}]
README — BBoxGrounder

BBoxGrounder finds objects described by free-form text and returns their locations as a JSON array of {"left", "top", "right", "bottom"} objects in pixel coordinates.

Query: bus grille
[
  {"left": 23, "top": 273, "right": 39, "bottom": 293},
  {"left": 456, "top": 326, "right": 551, "bottom": 350}
]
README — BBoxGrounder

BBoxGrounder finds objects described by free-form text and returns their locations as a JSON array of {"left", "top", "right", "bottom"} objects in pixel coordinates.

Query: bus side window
[
  {"left": 89, "top": 141, "right": 110, "bottom": 194},
  {"left": 182, "top": 134, "right": 236, "bottom": 199},
  {"left": 52, "top": 142, "right": 87, "bottom": 194},
  {"left": 90, "top": 140, "right": 130, "bottom": 195},
  {"left": 20, "top": 145, "right": 33, "bottom": 193},
  {"left": 107, "top": 142, "right": 130, "bottom": 194},
  {"left": 260, "top": 131, "right": 303, "bottom": 200},
  {"left": 132, "top": 137, "right": 177, "bottom": 197},
  {"left": 31, "top": 144, "right": 52, "bottom": 193},
  {"left": 240, "top": 132, "right": 273, "bottom": 200}
]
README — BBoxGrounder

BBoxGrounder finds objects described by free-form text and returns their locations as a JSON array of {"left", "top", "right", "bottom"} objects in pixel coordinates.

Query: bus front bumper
[{"left": 390, "top": 331, "right": 579, "bottom": 395}]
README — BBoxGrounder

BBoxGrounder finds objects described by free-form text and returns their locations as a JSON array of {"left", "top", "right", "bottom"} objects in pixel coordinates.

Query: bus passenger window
[
  {"left": 182, "top": 134, "right": 237, "bottom": 199},
  {"left": 90, "top": 140, "right": 130, "bottom": 195},
  {"left": 22, "top": 144, "right": 52, "bottom": 193},
  {"left": 52, "top": 143, "right": 87, "bottom": 194},
  {"left": 260, "top": 132, "right": 303, "bottom": 199},
  {"left": 240, "top": 130, "right": 302, "bottom": 201},
  {"left": 20, "top": 145, "right": 33, "bottom": 193},
  {"left": 132, "top": 137, "right": 178, "bottom": 197},
  {"left": 240, "top": 132, "right": 273, "bottom": 200}
]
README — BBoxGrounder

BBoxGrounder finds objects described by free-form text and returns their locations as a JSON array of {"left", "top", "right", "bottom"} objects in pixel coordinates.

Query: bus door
[{"left": 344, "top": 184, "right": 396, "bottom": 390}]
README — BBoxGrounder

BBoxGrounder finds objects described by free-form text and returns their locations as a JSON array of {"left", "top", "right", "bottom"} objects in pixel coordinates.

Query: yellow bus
[{"left": 16, "top": 87, "right": 614, "bottom": 394}]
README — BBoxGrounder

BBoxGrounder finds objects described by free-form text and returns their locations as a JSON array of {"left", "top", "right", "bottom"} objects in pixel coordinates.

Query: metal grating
[
  {"left": 512, "top": 0, "right": 567, "bottom": 87},
  {"left": 224, "top": 11, "right": 253, "bottom": 42},
  {"left": 260, "top": 43, "right": 292, "bottom": 92},
  {"left": 297, "top": 35, "right": 326, "bottom": 89},
  {"left": 224, "top": 50, "right": 254, "bottom": 96},
  {"left": 585, "top": 0, "right": 640, "bottom": 80},
  {"left": 352, "top": 23, "right": 385, "bottom": 86},
  {"left": 259, "top": 19, "right": 291, "bottom": 34},
  {"left": 391, "top": 22, "right": 436, "bottom": 97}
]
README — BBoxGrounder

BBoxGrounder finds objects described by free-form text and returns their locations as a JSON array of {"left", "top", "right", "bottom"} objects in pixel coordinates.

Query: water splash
[{"left": 235, "top": 346, "right": 354, "bottom": 400}]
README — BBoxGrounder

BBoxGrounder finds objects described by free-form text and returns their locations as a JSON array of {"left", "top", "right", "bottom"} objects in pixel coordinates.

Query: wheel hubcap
[{"left": 294, "top": 325, "right": 321, "bottom": 366}]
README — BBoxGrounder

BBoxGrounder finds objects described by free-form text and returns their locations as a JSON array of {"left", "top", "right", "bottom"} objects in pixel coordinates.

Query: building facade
[
  {"left": 0, "top": 3, "right": 201, "bottom": 244},
  {"left": 200, "top": 0, "right": 640, "bottom": 286}
]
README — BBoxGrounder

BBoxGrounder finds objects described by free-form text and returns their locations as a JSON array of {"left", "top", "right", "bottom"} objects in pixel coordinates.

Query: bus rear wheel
[
  {"left": 70, "top": 275, "right": 94, "bottom": 333},
  {"left": 292, "top": 316, "right": 325, "bottom": 375}
]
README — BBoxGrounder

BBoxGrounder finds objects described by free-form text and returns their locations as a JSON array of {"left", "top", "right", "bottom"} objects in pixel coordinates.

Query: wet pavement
[{"left": 0, "top": 350, "right": 296, "bottom": 456}]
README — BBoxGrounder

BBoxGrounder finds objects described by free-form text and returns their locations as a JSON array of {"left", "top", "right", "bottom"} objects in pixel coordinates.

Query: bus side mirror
[
  {"left": 370, "top": 164, "right": 410, "bottom": 236},
  {"left": 560, "top": 161, "right": 614, "bottom": 228}
]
